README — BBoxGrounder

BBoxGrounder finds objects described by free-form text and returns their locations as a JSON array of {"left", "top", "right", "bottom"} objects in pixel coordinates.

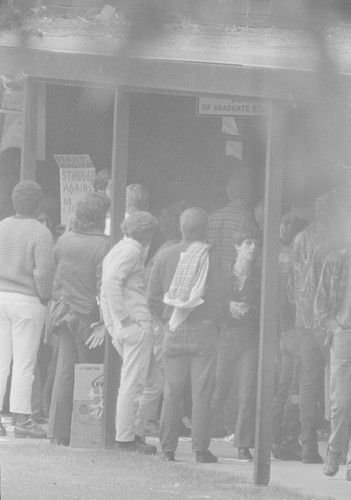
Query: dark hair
[
  {"left": 158, "top": 200, "right": 190, "bottom": 241},
  {"left": 73, "top": 192, "right": 110, "bottom": 233},
  {"left": 280, "top": 212, "right": 309, "bottom": 246},
  {"left": 37, "top": 197, "right": 59, "bottom": 236},
  {"left": 121, "top": 210, "right": 157, "bottom": 245},
  {"left": 180, "top": 207, "right": 208, "bottom": 242},
  {"left": 93, "top": 169, "right": 111, "bottom": 193},
  {"left": 233, "top": 229, "right": 261, "bottom": 247},
  {"left": 11, "top": 180, "right": 43, "bottom": 216},
  {"left": 125, "top": 184, "right": 150, "bottom": 213}
]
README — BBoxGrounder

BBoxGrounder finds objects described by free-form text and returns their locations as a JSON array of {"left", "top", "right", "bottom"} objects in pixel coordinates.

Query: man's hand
[
  {"left": 85, "top": 322, "right": 106, "bottom": 349},
  {"left": 229, "top": 301, "right": 249, "bottom": 319},
  {"left": 140, "top": 320, "right": 153, "bottom": 337}
]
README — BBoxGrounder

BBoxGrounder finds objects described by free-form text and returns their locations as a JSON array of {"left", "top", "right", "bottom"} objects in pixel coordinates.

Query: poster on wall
[
  {"left": 225, "top": 140, "right": 243, "bottom": 160},
  {"left": 222, "top": 117, "right": 240, "bottom": 136},
  {"left": 54, "top": 154, "right": 96, "bottom": 226}
]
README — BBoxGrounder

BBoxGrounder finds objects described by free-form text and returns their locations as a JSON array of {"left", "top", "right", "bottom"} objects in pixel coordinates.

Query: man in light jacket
[{"left": 100, "top": 210, "right": 158, "bottom": 454}]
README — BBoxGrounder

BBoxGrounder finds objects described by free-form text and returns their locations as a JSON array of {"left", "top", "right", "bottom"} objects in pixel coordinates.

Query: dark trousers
[
  {"left": 160, "top": 321, "right": 217, "bottom": 453},
  {"left": 211, "top": 331, "right": 237, "bottom": 434},
  {"left": 298, "top": 327, "right": 325, "bottom": 456},
  {"left": 48, "top": 319, "right": 102, "bottom": 441},
  {"left": 272, "top": 329, "right": 301, "bottom": 451},
  {"left": 31, "top": 341, "right": 54, "bottom": 416},
  {"left": 211, "top": 329, "right": 258, "bottom": 448}
]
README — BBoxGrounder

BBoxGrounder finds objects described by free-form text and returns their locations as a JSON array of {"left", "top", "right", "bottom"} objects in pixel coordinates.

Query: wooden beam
[
  {"left": 0, "top": 46, "right": 341, "bottom": 104},
  {"left": 22, "top": 78, "right": 38, "bottom": 180},
  {"left": 102, "top": 88, "right": 130, "bottom": 447},
  {"left": 254, "top": 104, "right": 283, "bottom": 485}
]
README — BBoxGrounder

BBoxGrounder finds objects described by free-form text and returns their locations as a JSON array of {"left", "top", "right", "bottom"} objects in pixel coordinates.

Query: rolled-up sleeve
[{"left": 103, "top": 246, "right": 140, "bottom": 322}]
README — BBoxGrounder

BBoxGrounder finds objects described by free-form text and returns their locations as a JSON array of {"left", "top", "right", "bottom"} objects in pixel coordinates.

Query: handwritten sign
[
  {"left": 198, "top": 97, "right": 271, "bottom": 116},
  {"left": 54, "top": 154, "right": 96, "bottom": 226}
]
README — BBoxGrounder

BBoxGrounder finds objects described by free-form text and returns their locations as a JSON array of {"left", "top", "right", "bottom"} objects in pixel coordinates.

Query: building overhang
[{"left": 0, "top": 16, "right": 350, "bottom": 101}]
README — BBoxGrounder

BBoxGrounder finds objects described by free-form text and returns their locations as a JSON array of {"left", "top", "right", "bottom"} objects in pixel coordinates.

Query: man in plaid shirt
[
  {"left": 315, "top": 245, "right": 351, "bottom": 480},
  {"left": 207, "top": 166, "right": 257, "bottom": 275}
]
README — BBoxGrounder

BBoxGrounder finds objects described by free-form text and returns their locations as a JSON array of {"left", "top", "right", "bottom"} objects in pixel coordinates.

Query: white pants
[
  {"left": 112, "top": 322, "right": 155, "bottom": 442},
  {"left": 0, "top": 292, "right": 46, "bottom": 414}
]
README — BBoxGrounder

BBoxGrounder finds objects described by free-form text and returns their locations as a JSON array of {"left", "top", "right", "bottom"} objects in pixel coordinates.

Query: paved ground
[
  {"left": 157, "top": 437, "right": 350, "bottom": 500},
  {"left": 1, "top": 417, "right": 350, "bottom": 500}
]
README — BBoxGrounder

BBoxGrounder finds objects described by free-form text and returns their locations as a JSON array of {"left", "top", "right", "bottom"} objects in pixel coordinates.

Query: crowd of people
[{"left": 1, "top": 161, "right": 351, "bottom": 481}]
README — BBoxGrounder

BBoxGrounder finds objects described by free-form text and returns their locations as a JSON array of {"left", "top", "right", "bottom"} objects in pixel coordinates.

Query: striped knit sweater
[{"left": 0, "top": 216, "right": 55, "bottom": 299}]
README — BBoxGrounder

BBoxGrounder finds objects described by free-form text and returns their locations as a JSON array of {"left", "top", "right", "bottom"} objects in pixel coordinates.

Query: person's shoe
[
  {"left": 346, "top": 469, "right": 351, "bottom": 481},
  {"left": 323, "top": 450, "right": 341, "bottom": 477},
  {"left": 14, "top": 418, "right": 47, "bottom": 439},
  {"left": 161, "top": 451, "right": 175, "bottom": 461},
  {"left": 302, "top": 452, "right": 324, "bottom": 464},
  {"left": 301, "top": 444, "right": 324, "bottom": 464},
  {"left": 115, "top": 437, "right": 157, "bottom": 455},
  {"left": 279, "top": 447, "right": 302, "bottom": 461},
  {"left": 50, "top": 438, "right": 69, "bottom": 446},
  {"left": 0, "top": 420, "right": 7, "bottom": 437},
  {"left": 196, "top": 450, "right": 218, "bottom": 463},
  {"left": 32, "top": 411, "right": 46, "bottom": 424},
  {"left": 238, "top": 448, "right": 253, "bottom": 461}
]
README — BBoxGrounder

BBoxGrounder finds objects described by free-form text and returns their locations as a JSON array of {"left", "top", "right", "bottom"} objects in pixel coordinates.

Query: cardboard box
[{"left": 70, "top": 364, "right": 104, "bottom": 449}]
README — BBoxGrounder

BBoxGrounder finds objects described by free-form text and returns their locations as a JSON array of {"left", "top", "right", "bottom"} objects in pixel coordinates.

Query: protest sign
[{"left": 54, "top": 154, "right": 96, "bottom": 226}]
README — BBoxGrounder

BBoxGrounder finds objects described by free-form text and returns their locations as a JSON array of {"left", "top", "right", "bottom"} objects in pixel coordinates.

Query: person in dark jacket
[
  {"left": 47, "top": 192, "right": 110, "bottom": 446},
  {"left": 211, "top": 229, "right": 261, "bottom": 461},
  {"left": 271, "top": 212, "right": 309, "bottom": 461}
]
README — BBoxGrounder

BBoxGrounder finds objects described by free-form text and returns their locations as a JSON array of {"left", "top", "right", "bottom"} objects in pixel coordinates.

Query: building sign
[
  {"left": 198, "top": 97, "right": 271, "bottom": 116},
  {"left": 54, "top": 154, "right": 96, "bottom": 226}
]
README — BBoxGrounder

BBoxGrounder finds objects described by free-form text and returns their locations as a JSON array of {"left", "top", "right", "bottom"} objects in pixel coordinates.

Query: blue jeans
[
  {"left": 160, "top": 321, "right": 217, "bottom": 453},
  {"left": 328, "top": 331, "right": 351, "bottom": 468},
  {"left": 211, "top": 327, "right": 258, "bottom": 448},
  {"left": 298, "top": 328, "right": 325, "bottom": 457}
]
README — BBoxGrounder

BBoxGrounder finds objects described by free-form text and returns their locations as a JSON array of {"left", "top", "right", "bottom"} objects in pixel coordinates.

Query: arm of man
[
  {"left": 146, "top": 252, "right": 165, "bottom": 322},
  {"left": 314, "top": 251, "right": 342, "bottom": 334},
  {"left": 104, "top": 245, "right": 140, "bottom": 323},
  {"left": 86, "top": 241, "right": 111, "bottom": 349}
]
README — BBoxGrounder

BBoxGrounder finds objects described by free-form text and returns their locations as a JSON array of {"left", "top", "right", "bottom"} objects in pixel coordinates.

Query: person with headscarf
[
  {"left": 0, "top": 180, "right": 54, "bottom": 438},
  {"left": 100, "top": 210, "right": 158, "bottom": 454}
]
